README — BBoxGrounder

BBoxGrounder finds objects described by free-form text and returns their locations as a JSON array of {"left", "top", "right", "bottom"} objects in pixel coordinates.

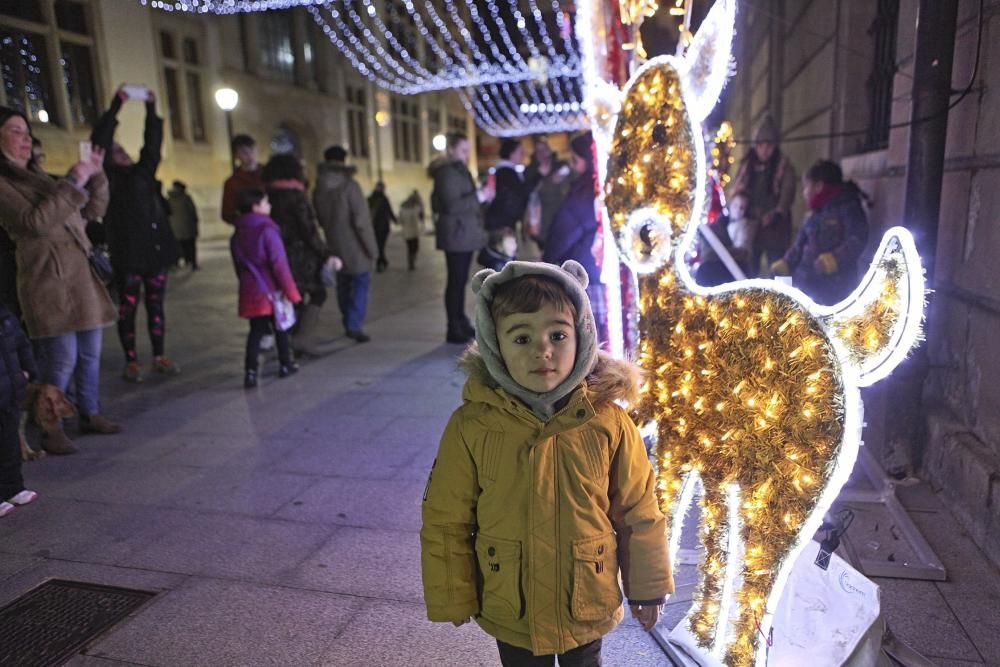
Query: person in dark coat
[
  {"left": 542, "top": 132, "right": 608, "bottom": 344},
  {"left": 429, "top": 132, "right": 495, "bottom": 344},
  {"left": 314, "top": 145, "right": 374, "bottom": 343},
  {"left": 229, "top": 189, "right": 303, "bottom": 388},
  {"left": 168, "top": 180, "right": 199, "bottom": 270},
  {"left": 262, "top": 153, "right": 334, "bottom": 356},
  {"left": 367, "top": 181, "right": 396, "bottom": 273},
  {"left": 729, "top": 113, "right": 797, "bottom": 275},
  {"left": 484, "top": 138, "right": 541, "bottom": 248},
  {"left": 0, "top": 303, "right": 39, "bottom": 516},
  {"left": 91, "top": 86, "right": 180, "bottom": 383},
  {"left": 771, "top": 160, "right": 870, "bottom": 305}
]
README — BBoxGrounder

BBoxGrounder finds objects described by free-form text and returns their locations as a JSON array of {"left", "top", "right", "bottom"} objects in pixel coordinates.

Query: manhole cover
[{"left": 0, "top": 579, "right": 156, "bottom": 666}]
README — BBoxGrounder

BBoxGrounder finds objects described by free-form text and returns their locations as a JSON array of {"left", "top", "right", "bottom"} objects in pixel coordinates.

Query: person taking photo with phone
[
  {"left": 0, "top": 107, "right": 119, "bottom": 454},
  {"left": 91, "top": 85, "right": 181, "bottom": 384}
]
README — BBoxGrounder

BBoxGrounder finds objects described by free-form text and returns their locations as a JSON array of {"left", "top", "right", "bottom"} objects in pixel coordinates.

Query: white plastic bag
[{"left": 270, "top": 293, "right": 297, "bottom": 331}]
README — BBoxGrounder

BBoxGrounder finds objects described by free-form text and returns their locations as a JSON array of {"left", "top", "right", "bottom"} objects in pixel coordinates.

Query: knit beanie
[
  {"left": 471, "top": 260, "right": 599, "bottom": 421},
  {"left": 753, "top": 113, "right": 779, "bottom": 144}
]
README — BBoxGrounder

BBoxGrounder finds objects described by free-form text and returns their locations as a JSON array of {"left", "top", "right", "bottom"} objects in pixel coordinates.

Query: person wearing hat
[
  {"left": 729, "top": 112, "right": 797, "bottom": 276},
  {"left": 314, "top": 145, "right": 376, "bottom": 343},
  {"left": 167, "top": 180, "right": 200, "bottom": 270},
  {"left": 420, "top": 259, "right": 673, "bottom": 663},
  {"left": 542, "top": 132, "right": 608, "bottom": 344}
]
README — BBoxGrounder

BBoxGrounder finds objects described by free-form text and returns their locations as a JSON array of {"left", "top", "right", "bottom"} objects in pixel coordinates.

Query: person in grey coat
[
  {"left": 428, "top": 133, "right": 494, "bottom": 344},
  {"left": 313, "top": 145, "right": 376, "bottom": 343}
]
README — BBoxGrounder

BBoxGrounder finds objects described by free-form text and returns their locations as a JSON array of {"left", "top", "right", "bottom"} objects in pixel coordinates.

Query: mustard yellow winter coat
[{"left": 421, "top": 350, "right": 673, "bottom": 655}]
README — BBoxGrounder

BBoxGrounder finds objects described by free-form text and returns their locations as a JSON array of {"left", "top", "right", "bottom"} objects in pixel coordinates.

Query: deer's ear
[
  {"left": 560, "top": 260, "right": 590, "bottom": 289},
  {"left": 470, "top": 268, "right": 495, "bottom": 295},
  {"left": 679, "top": 0, "right": 736, "bottom": 122}
]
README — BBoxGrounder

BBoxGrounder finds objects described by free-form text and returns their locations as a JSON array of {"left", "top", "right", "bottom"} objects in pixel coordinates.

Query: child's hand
[
  {"left": 451, "top": 617, "right": 471, "bottom": 627},
  {"left": 630, "top": 604, "right": 662, "bottom": 631}
]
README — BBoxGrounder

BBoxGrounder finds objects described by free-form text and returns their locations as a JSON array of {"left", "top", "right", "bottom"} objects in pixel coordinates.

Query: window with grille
[
  {"left": 864, "top": 0, "right": 899, "bottom": 151},
  {"left": 259, "top": 10, "right": 295, "bottom": 82},
  {"left": 346, "top": 84, "right": 370, "bottom": 159},
  {"left": 158, "top": 25, "right": 207, "bottom": 143},
  {"left": 391, "top": 96, "right": 421, "bottom": 163},
  {"left": 0, "top": 0, "right": 99, "bottom": 129}
]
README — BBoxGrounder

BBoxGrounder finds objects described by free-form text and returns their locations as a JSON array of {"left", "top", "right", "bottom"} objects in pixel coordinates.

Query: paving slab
[
  {"left": 874, "top": 577, "right": 982, "bottom": 661},
  {"left": 83, "top": 577, "right": 363, "bottom": 667},
  {"left": 104, "top": 511, "right": 336, "bottom": 583},
  {"left": 315, "top": 598, "right": 500, "bottom": 667},
  {"left": 288, "top": 526, "right": 425, "bottom": 603},
  {"left": 274, "top": 477, "right": 425, "bottom": 531},
  {"left": 0, "top": 497, "right": 180, "bottom": 565}
]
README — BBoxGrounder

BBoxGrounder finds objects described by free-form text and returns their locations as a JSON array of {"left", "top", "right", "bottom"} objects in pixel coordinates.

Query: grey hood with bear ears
[{"left": 470, "top": 260, "right": 599, "bottom": 421}]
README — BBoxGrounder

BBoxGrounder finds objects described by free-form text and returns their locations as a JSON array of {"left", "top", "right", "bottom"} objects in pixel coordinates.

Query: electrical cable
[{"left": 731, "top": 0, "right": 984, "bottom": 146}]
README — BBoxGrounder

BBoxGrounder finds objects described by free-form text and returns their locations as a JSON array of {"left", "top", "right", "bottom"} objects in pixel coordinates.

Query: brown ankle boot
[
  {"left": 80, "top": 414, "right": 121, "bottom": 435},
  {"left": 42, "top": 429, "right": 78, "bottom": 455}
]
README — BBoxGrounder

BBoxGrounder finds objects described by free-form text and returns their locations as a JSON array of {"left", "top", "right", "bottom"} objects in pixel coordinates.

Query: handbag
[
  {"left": 65, "top": 221, "right": 114, "bottom": 286},
  {"left": 232, "top": 244, "right": 298, "bottom": 332},
  {"left": 87, "top": 245, "right": 114, "bottom": 285}
]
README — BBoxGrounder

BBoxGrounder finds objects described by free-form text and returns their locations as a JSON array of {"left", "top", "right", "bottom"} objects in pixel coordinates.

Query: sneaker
[
  {"left": 152, "top": 356, "right": 181, "bottom": 375},
  {"left": 8, "top": 490, "right": 38, "bottom": 506},
  {"left": 123, "top": 362, "right": 144, "bottom": 383},
  {"left": 0, "top": 501, "right": 14, "bottom": 518},
  {"left": 345, "top": 330, "right": 371, "bottom": 343},
  {"left": 244, "top": 369, "right": 258, "bottom": 389},
  {"left": 259, "top": 334, "right": 275, "bottom": 351},
  {"left": 41, "top": 429, "right": 78, "bottom": 455},
  {"left": 279, "top": 362, "right": 299, "bottom": 378},
  {"left": 79, "top": 414, "right": 122, "bottom": 435}
]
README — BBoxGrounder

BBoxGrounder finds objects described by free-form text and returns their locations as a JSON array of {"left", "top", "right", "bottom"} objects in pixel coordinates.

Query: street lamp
[
  {"left": 432, "top": 133, "right": 447, "bottom": 152},
  {"left": 214, "top": 87, "right": 239, "bottom": 173}
]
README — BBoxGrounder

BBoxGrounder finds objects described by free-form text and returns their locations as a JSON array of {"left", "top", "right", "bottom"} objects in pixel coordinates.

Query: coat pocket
[
  {"left": 475, "top": 534, "right": 524, "bottom": 620},
  {"left": 571, "top": 533, "right": 623, "bottom": 622}
]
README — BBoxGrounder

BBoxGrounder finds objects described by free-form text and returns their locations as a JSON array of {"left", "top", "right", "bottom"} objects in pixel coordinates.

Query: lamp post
[
  {"left": 214, "top": 87, "right": 239, "bottom": 173},
  {"left": 374, "top": 109, "right": 389, "bottom": 182}
]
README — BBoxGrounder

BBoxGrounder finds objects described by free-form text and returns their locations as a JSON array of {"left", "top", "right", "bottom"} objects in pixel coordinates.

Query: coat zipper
[{"left": 553, "top": 433, "right": 564, "bottom": 648}]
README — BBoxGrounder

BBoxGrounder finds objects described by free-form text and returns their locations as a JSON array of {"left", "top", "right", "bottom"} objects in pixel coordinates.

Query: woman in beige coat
[{"left": 0, "top": 107, "right": 120, "bottom": 454}]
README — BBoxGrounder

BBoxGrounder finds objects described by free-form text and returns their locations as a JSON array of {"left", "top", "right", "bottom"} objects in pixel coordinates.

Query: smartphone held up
[{"left": 122, "top": 84, "right": 150, "bottom": 101}]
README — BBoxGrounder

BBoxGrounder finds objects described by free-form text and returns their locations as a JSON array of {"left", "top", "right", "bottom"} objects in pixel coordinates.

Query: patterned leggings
[{"left": 118, "top": 271, "right": 167, "bottom": 362}]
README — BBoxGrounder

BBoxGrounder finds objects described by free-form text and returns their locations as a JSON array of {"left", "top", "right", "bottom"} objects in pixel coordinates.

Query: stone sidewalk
[{"left": 2, "top": 237, "right": 999, "bottom": 666}]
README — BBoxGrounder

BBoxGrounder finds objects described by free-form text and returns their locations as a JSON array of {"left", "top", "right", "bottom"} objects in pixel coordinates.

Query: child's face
[
  {"left": 252, "top": 196, "right": 272, "bottom": 216},
  {"left": 728, "top": 195, "right": 747, "bottom": 220},
  {"left": 497, "top": 303, "right": 577, "bottom": 393}
]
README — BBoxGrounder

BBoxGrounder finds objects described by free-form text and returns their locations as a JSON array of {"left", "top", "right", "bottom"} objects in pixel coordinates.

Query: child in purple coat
[{"left": 230, "top": 189, "right": 303, "bottom": 388}]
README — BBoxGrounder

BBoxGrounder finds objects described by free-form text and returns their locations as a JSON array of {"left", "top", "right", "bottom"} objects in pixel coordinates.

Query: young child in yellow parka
[{"left": 421, "top": 260, "right": 674, "bottom": 665}]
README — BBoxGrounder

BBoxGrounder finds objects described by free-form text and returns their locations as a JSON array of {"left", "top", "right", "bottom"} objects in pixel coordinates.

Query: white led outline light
[
  {"left": 714, "top": 482, "right": 744, "bottom": 658},
  {"left": 585, "top": 1, "right": 925, "bottom": 663}
]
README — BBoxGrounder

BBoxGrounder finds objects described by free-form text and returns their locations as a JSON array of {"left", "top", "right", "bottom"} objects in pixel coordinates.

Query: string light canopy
[
  {"left": 595, "top": 1, "right": 926, "bottom": 664},
  {"left": 306, "top": 0, "right": 588, "bottom": 135}
]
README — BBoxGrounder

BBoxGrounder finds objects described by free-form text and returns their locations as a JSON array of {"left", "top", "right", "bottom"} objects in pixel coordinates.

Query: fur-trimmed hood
[{"left": 458, "top": 344, "right": 643, "bottom": 410}]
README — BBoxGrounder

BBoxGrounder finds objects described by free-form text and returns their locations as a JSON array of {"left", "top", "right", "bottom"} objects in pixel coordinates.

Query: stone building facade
[
  {"left": 721, "top": 0, "right": 1000, "bottom": 567},
  {"left": 0, "top": 0, "right": 474, "bottom": 239}
]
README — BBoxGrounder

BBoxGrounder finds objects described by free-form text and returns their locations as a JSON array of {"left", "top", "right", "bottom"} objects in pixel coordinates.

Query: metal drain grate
[{"left": 0, "top": 579, "right": 156, "bottom": 667}]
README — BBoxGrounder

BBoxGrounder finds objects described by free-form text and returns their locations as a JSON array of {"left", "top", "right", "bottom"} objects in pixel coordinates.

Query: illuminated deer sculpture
[{"left": 587, "top": 1, "right": 925, "bottom": 665}]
